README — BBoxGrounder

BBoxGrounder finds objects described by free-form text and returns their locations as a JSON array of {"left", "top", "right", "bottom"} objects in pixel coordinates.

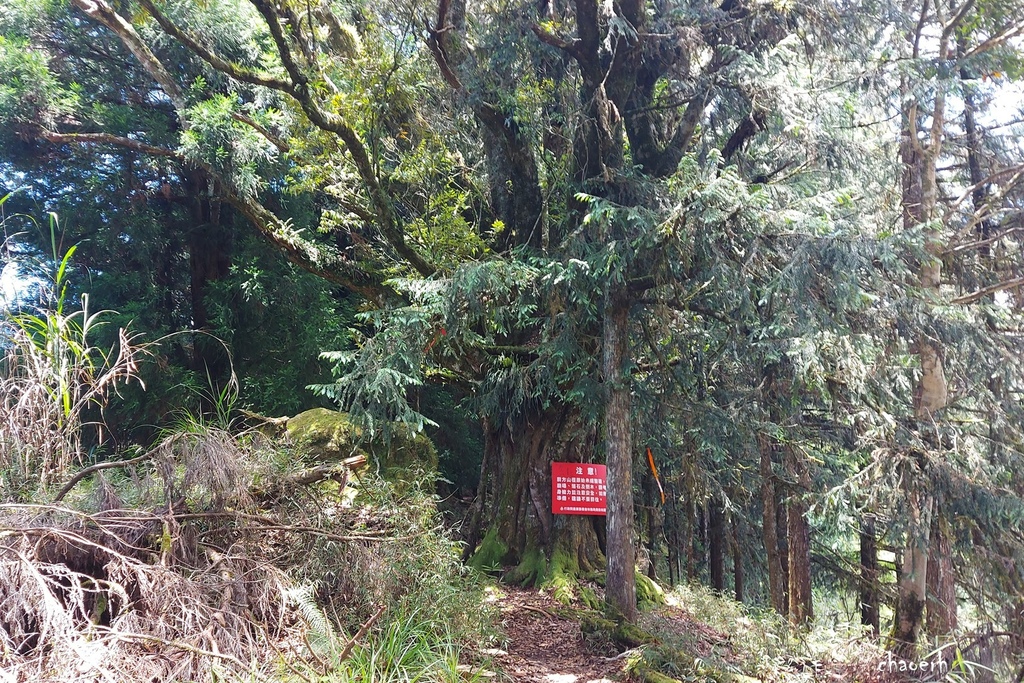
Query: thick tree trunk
[
  {"left": 860, "top": 514, "right": 880, "bottom": 637},
  {"left": 666, "top": 493, "right": 680, "bottom": 587},
  {"left": 786, "top": 496, "right": 813, "bottom": 625},
  {"left": 685, "top": 497, "right": 697, "bottom": 581},
  {"left": 708, "top": 501, "right": 726, "bottom": 592},
  {"left": 698, "top": 504, "right": 709, "bottom": 580},
  {"left": 777, "top": 492, "right": 790, "bottom": 608},
  {"left": 926, "top": 511, "right": 957, "bottom": 636},
  {"left": 893, "top": 492, "right": 933, "bottom": 657},
  {"left": 469, "top": 408, "right": 603, "bottom": 583},
  {"left": 786, "top": 449, "right": 813, "bottom": 626},
  {"left": 893, "top": 42, "right": 948, "bottom": 651},
  {"left": 644, "top": 475, "right": 663, "bottom": 581},
  {"left": 959, "top": 37, "right": 992, "bottom": 262},
  {"left": 760, "top": 437, "right": 787, "bottom": 615},
  {"left": 603, "top": 291, "right": 637, "bottom": 622}
]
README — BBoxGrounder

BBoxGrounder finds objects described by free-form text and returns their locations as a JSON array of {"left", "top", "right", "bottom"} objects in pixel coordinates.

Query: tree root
[
  {"left": 577, "top": 610, "right": 657, "bottom": 649},
  {"left": 574, "top": 612, "right": 759, "bottom": 683}
]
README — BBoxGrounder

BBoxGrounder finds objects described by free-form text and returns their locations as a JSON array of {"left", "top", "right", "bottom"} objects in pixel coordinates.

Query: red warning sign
[{"left": 551, "top": 462, "right": 607, "bottom": 516}]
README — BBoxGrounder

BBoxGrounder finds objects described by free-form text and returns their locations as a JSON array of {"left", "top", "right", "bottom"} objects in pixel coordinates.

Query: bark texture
[
  {"left": 760, "top": 439, "right": 787, "bottom": 616},
  {"left": 469, "top": 409, "right": 604, "bottom": 582},
  {"left": 603, "top": 292, "right": 637, "bottom": 622},
  {"left": 785, "top": 488, "right": 813, "bottom": 625},
  {"left": 731, "top": 515, "right": 744, "bottom": 604},
  {"left": 893, "top": 492, "right": 933, "bottom": 657},
  {"left": 893, "top": 6, "right": 952, "bottom": 648},
  {"left": 926, "top": 511, "right": 957, "bottom": 636}
]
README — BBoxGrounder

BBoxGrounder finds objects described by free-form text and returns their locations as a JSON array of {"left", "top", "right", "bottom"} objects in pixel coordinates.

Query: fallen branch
[
  {"left": 114, "top": 631, "right": 254, "bottom": 672},
  {"left": 338, "top": 604, "right": 387, "bottom": 662},
  {"left": 286, "top": 455, "right": 368, "bottom": 486},
  {"left": 53, "top": 452, "right": 155, "bottom": 503}
]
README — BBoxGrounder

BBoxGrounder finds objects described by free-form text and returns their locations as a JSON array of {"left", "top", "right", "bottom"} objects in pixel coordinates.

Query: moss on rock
[
  {"left": 285, "top": 408, "right": 438, "bottom": 474},
  {"left": 636, "top": 572, "right": 666, "bottom": 609}
]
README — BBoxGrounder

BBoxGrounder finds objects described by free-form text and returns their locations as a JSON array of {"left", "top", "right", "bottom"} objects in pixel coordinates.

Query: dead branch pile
[{"left": 0, "top": 428, "right": 420, "bottom": 682}]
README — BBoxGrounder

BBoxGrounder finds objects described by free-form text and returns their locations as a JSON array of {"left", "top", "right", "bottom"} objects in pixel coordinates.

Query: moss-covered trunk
[{"left": 468, "top": 405, "right": 604, "bottom": 586}]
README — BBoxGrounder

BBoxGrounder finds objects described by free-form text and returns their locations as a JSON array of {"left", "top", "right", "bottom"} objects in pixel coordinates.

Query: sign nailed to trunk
[{"left": 552, "top": 462, "right": 607, "bottom": 515}]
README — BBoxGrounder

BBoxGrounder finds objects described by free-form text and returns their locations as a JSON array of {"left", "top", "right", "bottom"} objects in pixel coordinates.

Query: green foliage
[
  {"left": 3, "top": 0, "right": 1024, "bottom": 674},
  {"left": 204, "top": 233, "right": 355, "bottom": 417},
  {"left": 332, "top": 470, "right": 493, "bottom": 632},
  {"left": 0, "top": 35, "right": 65, "bottom": 134},
  {"left": 316, "top": 614, "right": 488, "bottom": 683},
  {"left": 180, "top": 95, "right": 276, "bottom": 197}
]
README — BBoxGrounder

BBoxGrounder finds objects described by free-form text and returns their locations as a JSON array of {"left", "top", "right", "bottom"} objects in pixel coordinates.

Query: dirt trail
[{"left": 485, "top": 587, "right": 624, "bottom": 683}]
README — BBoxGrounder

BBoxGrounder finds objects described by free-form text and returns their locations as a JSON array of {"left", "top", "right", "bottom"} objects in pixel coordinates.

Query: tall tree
[{"left": 888, "top": 0, "right": 1024, "bottom": 654}]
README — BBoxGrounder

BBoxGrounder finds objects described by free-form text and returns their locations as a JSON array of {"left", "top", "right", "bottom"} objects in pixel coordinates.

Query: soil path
[{"left": 486, "top": 587, "right": 624, "bottom": 683}]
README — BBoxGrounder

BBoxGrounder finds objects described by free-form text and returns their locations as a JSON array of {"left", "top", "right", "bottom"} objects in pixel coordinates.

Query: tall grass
[{"left": 1, "top": 212, "right": 144, "bottom": 493}]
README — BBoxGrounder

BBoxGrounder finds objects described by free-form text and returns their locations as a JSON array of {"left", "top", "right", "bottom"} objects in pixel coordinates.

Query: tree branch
[
  {"left": 219, "top": 185, "right": 393, "bottom": 301},
  {"left": 963, "top": 21, "right": 1024, "bottom": 59},
  {"left": 39, "top": 127, "right": 393, "bottom": 300},
  {"left": 426, "top": 0, "right": 545, "bottom": 251},
  {"left": 129, "top": 0, "right": 436, "bottom": 278},
  {"left": 53, "top": 452, "right": 155, "bottom": 503},
  {"left": 231, "top": 112, "right": 291, "bottom": 154},
  {"left": 70, "top": 0, "right": 187, "bottom": 114},
  {"left": 246, "top": 0, "right": 309, "bottom": 89},
  {"left": 945, "top": 226, "right": 1024, "bottom": 256},
  {"left": 951, "top": 276, "right": 1024, "bottom": 305},
  {"left": 41, "top": 131, "right": 179, "bottom": 157},
  {"left": 530, "top": 23, "right": 583, "bottom": 63},
  {"left": 136, "top": 0, "right": 296, "bottom": 94},
  {"left": 942, "top": 0, "right": 975, "bottom": 43}
]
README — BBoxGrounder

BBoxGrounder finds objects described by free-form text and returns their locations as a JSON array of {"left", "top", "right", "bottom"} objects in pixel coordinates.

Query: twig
[
  {"left": 338, "top": 604, "right": 386, "bottom": 662},
  {"left": 114, "top": 631, "right": 252, "bottom": 671},
  {"left": 301, "top": 630, "right": 330, "bottom": 671},
  {"left": 521, "top": 605, "right": 554, "bottom": 619},
  {"left": 267, "top": 637, "right": 314, "bottom": 683},
  {"left": 53, "top": 452, "right": 155, "bottom": 502}
]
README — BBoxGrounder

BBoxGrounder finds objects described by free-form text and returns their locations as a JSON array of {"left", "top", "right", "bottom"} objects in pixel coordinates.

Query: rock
[
  {"left": 635, "top": 572, "right": 666, "bottom": 608},
  {"left": 285, "top": 408, "right": 438, "bottom": 474}
]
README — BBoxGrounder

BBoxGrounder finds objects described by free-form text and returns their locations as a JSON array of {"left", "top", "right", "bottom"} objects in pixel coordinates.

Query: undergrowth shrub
[
  {"left": 310, "top": 468, "right": 493, "bottom": 641},
  {"left": 0, "top": 421, "right": 494, "bottom": 682},
  {"left": 636, "top": 582, "right": 906, "bottom": 682}
]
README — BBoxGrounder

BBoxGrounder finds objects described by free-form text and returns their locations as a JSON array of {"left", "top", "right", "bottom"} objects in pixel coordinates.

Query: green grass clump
[{"left": 329, "top": 615, "right": 490, "bottom": 683}]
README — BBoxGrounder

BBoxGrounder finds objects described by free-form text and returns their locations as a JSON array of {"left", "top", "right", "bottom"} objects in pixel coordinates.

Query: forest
[{"left": 1, "top": 0, "right": 1023, "bottom": 681}]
